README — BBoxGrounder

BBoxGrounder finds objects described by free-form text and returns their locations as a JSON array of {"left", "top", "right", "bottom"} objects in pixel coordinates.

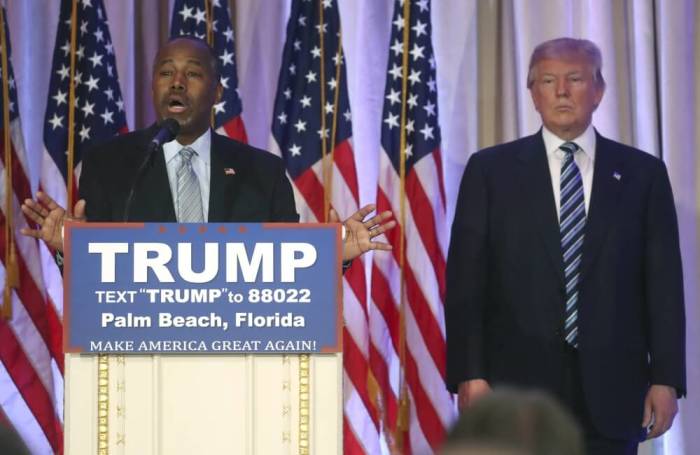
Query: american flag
[
  {"left": 370, "top": 0, "right": 454, "bottom": 453},
  {"left": 0, "top": 7, "right": 63, "bottom": 454},
  {"left": 35, "top": 1, "right": 126, "bottom": 451},
  {"left": 42, "top": 0, "right": 128, "bottom": 211},
  {"left": 270, "top": 0, "right": 379, "bottom": 453},
  {"left": 170, "top": 0, "right": 247, "bottom": 142}
]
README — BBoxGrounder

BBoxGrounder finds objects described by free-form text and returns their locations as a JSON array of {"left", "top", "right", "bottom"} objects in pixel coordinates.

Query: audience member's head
[
  {"left": 440, "top": 442, "right": 528, "bottom": 455},
  {"left": 0, "top": 423, "right": 30, "bottom": 455},
  {"left": 441, "top": 388, "right": 584, "bottom": 455}
]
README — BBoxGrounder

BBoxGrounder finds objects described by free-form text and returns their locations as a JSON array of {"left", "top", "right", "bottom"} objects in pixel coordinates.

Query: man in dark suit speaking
[
  {"left": 445, "top": 38, "right": 685, "bottom": 454},
  {"left": 22, "top": 36, "right": 393, "bottom": 261}
]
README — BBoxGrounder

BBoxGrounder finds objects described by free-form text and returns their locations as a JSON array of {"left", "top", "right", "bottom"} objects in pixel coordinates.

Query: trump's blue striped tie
[{"left": 559, "top": 142, "right": 585, "bottom": 347}]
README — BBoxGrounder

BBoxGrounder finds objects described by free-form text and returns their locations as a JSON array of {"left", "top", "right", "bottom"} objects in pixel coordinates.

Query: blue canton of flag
[
  {"left": 42, "top": 0, "right": 127, "bottom": 191},
  {"left": 381, "top": 0, "right": 440, "bottom": 172},
  {"left": 171, "top": 0, "right": 247, "bottom": 142},
  {"left": 0, "top": 17, "right": 18, "bottom": 125},
  {"left": 270, "top": 0, "right": 352, "bottom": 186}
]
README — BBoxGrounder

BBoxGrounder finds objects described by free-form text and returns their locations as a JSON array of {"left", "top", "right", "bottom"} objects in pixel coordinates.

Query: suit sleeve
[
  {"left": 644, "top": 161, "right": 686, "bottom": 396},
  {"left": 445, "top": 152, "right": 489, "bottom": 392},
  {"left": 270, "top": 160, "right": 300, "bottom": 222}
]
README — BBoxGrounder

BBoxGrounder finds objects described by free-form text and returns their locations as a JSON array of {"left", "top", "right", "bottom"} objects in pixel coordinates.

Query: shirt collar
[
  {"left": 542, "top": 124, "right": 596, "bottom": 163},
  {"left": 162, "top": 128, "right": 211, "bottom": 165}
]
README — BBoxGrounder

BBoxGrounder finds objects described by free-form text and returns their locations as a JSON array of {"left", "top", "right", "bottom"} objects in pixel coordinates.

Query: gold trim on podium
[
  {"left": 115, "top": 355, "right": 127, "bottom": 451},
  {"left": 97, "top": 355, "right": 109, "bottom": 454},
  {"left": 299, "top": 354, "right": 310, "bottom": 454}
]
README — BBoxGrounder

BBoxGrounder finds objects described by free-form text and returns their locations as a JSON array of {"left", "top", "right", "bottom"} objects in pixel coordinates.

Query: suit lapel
[
  {"left": 579, "top": 132, "right": 624, "bottom": 280},
  {"left": 517, "top": 132, "right": 566, "bottom": 286},
  {"left": 129, "top": 124, "right": 177, "bottom": 222},
  {"left": 208, "top": 133, "right": 242, "bottom": 222}
]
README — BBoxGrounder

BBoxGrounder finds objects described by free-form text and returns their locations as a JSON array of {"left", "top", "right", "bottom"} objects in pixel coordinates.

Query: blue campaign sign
[{"left": 63, "top": 223, "right": 342, "bottom": 354}]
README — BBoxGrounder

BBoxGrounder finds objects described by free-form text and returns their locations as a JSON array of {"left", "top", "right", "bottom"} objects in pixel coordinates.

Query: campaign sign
[{"left": 63, "top": 223, "right": 342, "bottom": 354}]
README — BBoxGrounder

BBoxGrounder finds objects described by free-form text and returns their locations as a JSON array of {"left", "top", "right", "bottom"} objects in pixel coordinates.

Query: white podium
[
  {"left": 63, "top": 223, "right": 344, "bottom": 454},
  {"left": 64, "top": 354, "right": 342, "bottom": 454}
]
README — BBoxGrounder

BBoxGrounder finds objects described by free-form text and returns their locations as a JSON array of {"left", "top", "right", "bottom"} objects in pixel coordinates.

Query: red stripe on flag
[
  {"left": 333, "top": 140, "right": 360, "bottom": 202},
  {"left": 0, "top": 323, "right": 62, "bottom": 452},
  {"left": 369, "top": 264, "right": 400, "bottom": 354},
  {"left": 2, "top": 139, "right": 32, "bottom": 208},
  {"left": 432, "top": 148, "right": 447, "bottom": 209},
  {"left": 375, "top": 186, "right": 446, "bottom": 375},
  {"left": 368, "top": 341, "right": 398, "bottom": 434},
  {"left": 344, "top": 327, "right": 379, "bottom": 426},
  {"left": 0, "top": 220, "right": 62, "bottom": 366},
  {"left": 404, "top": 266, "right": 446, "bottom": 375},
  {"left": 405, "top": 169, "right": 446, "bottom": 298},
  {"left": 344, "top": 260, "right": 367, "bottom": 315},
  {"left": 405, "top": 349, "right": 446, "bottom": 451},
  {"left": 292, "top": 166, "right": 326, "bottom": 221},
  {"left": 46, "top": 299, "right": 64, "bottom": 374},
  {"left": 343, "top": 417, "right": 365, "bottom": 455},
  {"left": 380, "top": 222, "right": 445, "bottom": 384},
  {"left": 220, "top": 116, "right": 248, "bottom": 143}
]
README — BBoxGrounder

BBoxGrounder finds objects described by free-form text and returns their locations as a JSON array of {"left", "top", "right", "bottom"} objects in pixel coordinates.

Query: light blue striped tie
[
  {"left": 559, "top": 142, "right": 585, "bottom": 347},
  {"left": 176, "top": 147, "right": 204, "bottom": 222}
]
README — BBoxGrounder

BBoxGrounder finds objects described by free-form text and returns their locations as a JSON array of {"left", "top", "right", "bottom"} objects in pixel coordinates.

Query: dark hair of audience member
[
  {"left": 441, "top": 388, "right": 584, "bottom": 455},
  {"left": 0, "top": 423, "right": 31, "bottom": 455}
]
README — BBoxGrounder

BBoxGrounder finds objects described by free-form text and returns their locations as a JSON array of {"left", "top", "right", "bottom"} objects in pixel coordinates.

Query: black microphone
[
  {"left": 123, "top": 119, "right": 181, "bottom": 221},
  {"left": 148, "top": 118, "right": 181, "bottom": 152}
]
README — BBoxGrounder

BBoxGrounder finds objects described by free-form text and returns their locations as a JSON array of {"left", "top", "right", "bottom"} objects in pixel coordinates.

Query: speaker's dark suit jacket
[
  {"left": 78, "top": 125, "right": 299, "bottom": 223},
  {"left": 445, "top": 130, "right": 685, "bottom": 440}
]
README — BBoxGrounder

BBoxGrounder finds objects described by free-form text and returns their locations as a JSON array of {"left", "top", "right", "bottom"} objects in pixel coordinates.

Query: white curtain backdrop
[{"left": 7, "top": 1, "right": 698, "bottom": 453}]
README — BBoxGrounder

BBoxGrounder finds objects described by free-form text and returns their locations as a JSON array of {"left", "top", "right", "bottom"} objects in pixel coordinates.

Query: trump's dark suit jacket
[
  {"left": 78, "top": 124, "right": 299, "bottom": 223},
  {"left": 445, "top": 130, "right": 685, "bottom": 440}
]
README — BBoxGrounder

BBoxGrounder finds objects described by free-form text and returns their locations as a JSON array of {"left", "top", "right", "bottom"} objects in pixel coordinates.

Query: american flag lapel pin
[
  {"left": 613, "top": 172, "right": 621, "bottom": 181},
  {"left": 224, "top": 167, "right": 236, "bottom": 176}
]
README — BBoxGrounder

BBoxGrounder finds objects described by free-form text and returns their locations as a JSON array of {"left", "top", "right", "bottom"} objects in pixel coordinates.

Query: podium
[{"left": 63, "top": 223, "right": 343, "bottom": 454}]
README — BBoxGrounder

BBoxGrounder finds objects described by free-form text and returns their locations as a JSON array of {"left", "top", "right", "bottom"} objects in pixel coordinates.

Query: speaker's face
[{"left": 151, "top": 38, "right": 222, "bottom": 143}]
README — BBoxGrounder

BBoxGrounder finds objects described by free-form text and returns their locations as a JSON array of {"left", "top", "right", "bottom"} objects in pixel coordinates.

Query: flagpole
[
  {"left": 395, "top": 0, "right": 412, "bottom": 451},
  {"left": 205, "top": 0, "right": 215, "bottom": 129},
  {"left": 317, "top": 0, "right": 331, "bottom": 222},
  {"left": 328, "top": 31, "right": 342, "bottom": 204},
  {"left": 0, "top": 5, "right": 17, "bottom": 320},
  {"left": 204, "top": 0, "right": 213, "bottom": 45},
  {"left": 66, "top": 0, "right": 78, "bottom": 213}
]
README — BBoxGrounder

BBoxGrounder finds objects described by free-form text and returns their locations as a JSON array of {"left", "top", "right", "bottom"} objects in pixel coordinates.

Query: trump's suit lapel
[
  {"left": 208, "top": 133, "right": 242, "bottom": 222},
  {"left": 579, "top": 132, "right": 624, "bottom": 280},
  {"left": 517, "top": 132, "right": 566, "bottom": 286}
]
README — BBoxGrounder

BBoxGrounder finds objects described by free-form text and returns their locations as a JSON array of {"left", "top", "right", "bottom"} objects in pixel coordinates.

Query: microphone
[
  {"left": 123, "top": 119, "right": 181, "bottom": 221},
  {"left": 148, "top": 118, "right": 181, "bottom": 152}
]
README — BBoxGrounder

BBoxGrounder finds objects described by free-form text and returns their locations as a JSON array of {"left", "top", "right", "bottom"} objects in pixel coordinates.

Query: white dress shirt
[
  {"left": 542, "top": 125, "right": 596, "bottom": 220},
  {"left": 162, "top": 129, "right": 211, "bottom": 221}
]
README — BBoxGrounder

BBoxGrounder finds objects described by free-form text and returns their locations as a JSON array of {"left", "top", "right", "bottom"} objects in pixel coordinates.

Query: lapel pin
[
  {"left": 224, "top": 168, "right": 236, "bottom": 176},
  {"left": 613, "top": 172, "right": 621, "bottom": 181}
]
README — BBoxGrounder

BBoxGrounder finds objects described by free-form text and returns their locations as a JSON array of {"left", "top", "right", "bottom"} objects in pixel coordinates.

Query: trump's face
[
  {"left": 529, "top": 57, "right": 604, "bottom": 140},
  {"left": 151, "top": 38, "right": 222, "bottom": 144}
]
